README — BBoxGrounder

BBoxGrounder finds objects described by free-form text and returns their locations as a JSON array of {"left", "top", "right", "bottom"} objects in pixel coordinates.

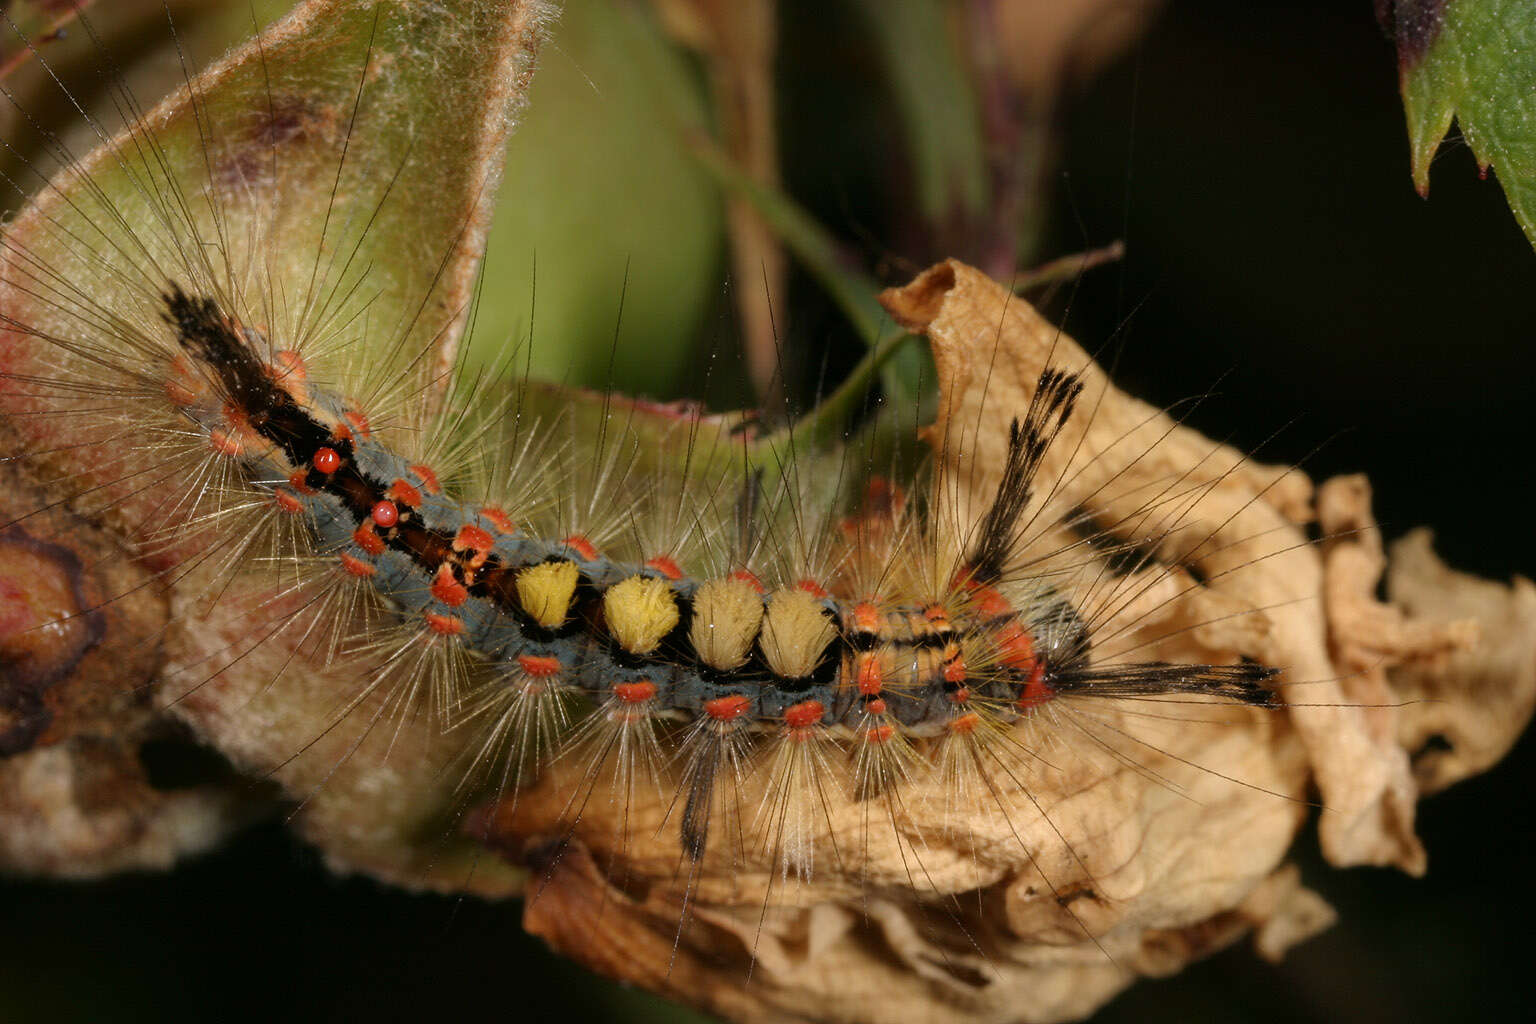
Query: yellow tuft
[
  {"left": 689, "top": 576, "right": 765, "bottom": 671},
  {"left": 603, "top": 575, "right": 680, "bottom": 655},
  {"left": 760, "top": 587, "right": 836, "bottom": 680},
  {"left": 515, "top": 559, "right": 580, "bottom": 629}
]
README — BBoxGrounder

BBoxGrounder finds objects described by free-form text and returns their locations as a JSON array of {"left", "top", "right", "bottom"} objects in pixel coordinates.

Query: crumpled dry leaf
[
  {"left": 889, "top": 260, "right": 1428, "bottom": 875},
  {"left": 468, "top": 260, "right": 1536, "bottom": 1023},
  {"left": 0, "top": 427, "right": 262, "bottom": 876},
  {"left": 1386, "top": 528, "right": 1536, "bottom": 793}
]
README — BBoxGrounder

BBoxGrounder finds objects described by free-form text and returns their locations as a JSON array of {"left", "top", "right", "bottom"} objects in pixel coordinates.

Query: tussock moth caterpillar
[{"left": 1, "top": 3, "right": 1533, "bottom": 1024}]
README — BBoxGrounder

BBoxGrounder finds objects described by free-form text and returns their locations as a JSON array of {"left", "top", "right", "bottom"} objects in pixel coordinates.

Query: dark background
[{"left": 3, "top": 1, "right": 1533, "bottom": 1021}]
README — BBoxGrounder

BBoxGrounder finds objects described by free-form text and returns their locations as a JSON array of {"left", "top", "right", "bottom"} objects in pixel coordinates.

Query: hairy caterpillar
[{"left": 1, "top": 3, "right": 1533, "bottom": 1024}]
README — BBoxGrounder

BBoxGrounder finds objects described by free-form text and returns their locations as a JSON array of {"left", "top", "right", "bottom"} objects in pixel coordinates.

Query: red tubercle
[
  {"left": 480, "top": 506, "right": 516, "bottom": 534},
  {"left": 863, "top": 722, "right": 896, "bottom": 744},
  {"left": 561, "top": 534, "right": 599, "bottom": 561},
  {"left": 942, "top": 654, "right": 968, "bottom": 685},
  {"left": 352, "top": 522, "right": 386, "bottom": 555},
  {"left": 312, "top": 447, "right": 342, "bottom": 474},
  {"left": 728, "top": 569, "right": 765, "bottom": 593},
  {"left": 703, "top": 694, "right": 751, "bottom": 722},
  {"left": 424, "top": 611, "right": 464, "bottom": 636},
  {"left": 795, "top": 579, "right": 828, "bottom": 599},
  {"left": 922, "top": 604, "right": 951, "bottom": 627},
  {"left": 948, "top": 685, "right": 972, "bottom": 704},
  {"left": 386, "top": 479, "right": 422, "bottom": 508},
  {"left": 430, "top": 564, "right": 469, "bottom": 607},
  {"left": 272, "top": 486, "right": 303, "bottom": 515},
  {"left": 864, "top": 697, "right": 888, "bottom": 716},
  {"left": 783, "top": 700, "right": 825, "bottom": 730},
  {"left": 612, "top": 680, "right": 657, "bottom": 704},
  {"left": 409, "top": 464, "right": 441, "bottom": 495},
  {"left": 645, "top": 555, "right": 683, "bottom": 580},
  {"left": 370, "top": 501, "right": 399, "bottom": 529},
  {"left": 286, "top": 469, "right": 315, "bottom": 495},
  {"left": 855, "top": 654, "right": 884, "bottom": 696},
  {"left": 517, "top": 654, "right": 563, "bottom": 679},
  {"left": 338, "top": 552, "right": 375, "bottom": 578}
]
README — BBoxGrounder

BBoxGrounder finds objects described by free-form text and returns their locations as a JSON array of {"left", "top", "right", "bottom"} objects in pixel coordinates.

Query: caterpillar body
[{"left": 157, "top": 280, "right": 1277, "bottom": 861}]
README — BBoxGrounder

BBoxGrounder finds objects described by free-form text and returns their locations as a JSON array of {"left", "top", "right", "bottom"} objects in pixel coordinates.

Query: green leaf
[
  {"left": 1392, "top": 0, "right": 1536, "bottom": 247},
  {"left": 851, "top": 0, "right": 987, "bottom": 226},
  {"left": 0, "top": 0, "right": 554, "bottom": 895},
  {"left": 468, "top": 0, "right": 725, "bottom": 397}
]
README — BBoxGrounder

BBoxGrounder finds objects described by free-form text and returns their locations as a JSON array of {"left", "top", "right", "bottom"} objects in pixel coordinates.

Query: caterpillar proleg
[{"left": 1, "top": 3, "right": 1533, "bottom": 1024}]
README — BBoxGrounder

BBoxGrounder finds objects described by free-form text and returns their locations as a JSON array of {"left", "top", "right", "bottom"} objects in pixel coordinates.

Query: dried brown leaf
[
  {"left": 1386, "top": 528, "right": 1536, "bottom": 793},
  {"left": 484, "top": 262, "right": 1535, "bottom": 1022}
]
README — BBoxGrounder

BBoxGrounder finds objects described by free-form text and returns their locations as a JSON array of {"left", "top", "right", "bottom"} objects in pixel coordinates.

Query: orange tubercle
[
  {"left": 338, "top": 552, "right": 375, "bottom": 578},
  {"left": 612, "top": 680, "right": 657, "bottom": 704},
  {"left": 208, "top": 427, "right": 243, "bottom": 458},
  {"left": 783, "top": 700, "right": 825, "bottom": 729},
  {"left": 728, "top": 569, "right": 764, "bottom": 593},
  {"left": 703, "top": 694, "right": 751, "bottom": 722},
  {"left": 424, "top": 611, "right": 464, "bottom": 636},
  {"left": 855, "top": 653, "right": 884, "bottom": 695},
  {"left": 386, "top": 479, "right": 422, "bottom": 508},
  {"left": 995, "top": 621, "right": 1038, "bottom": 672},
  {"left": 454, "top": 524, "right": 494, "bottom": 555},
  {"left": 481, "top": 506, "right": 516, "bottom": 534},
  {"left": 352, "top": 522, "right": 386, "bottom": 555},
  {"left": 1016, "top": 671, "right": 1053, "bottom": 711},
  {"left": 343, "top": 408, "right": 372, "bottom": 439},
  {"left": 947, "top": 711, "right": 981, "bottom": 735},
  {"left": 269, "top": 349, "right": 308, "bottom": 384},
  {"left": 409, "top": 464, "right": 441, "bottom": 495},
  {"left": 795, "top": 579, "right": 828, "bottom": 599},
  {"left": 430, "top": 564, "right": 469, "bottom": 607},
  {"left": 561, "top": 534, "right": 599, "bottom": 561},
  {"left": 271, "top": 487, "right": 302, "bottom": 514},
  {"left": 645, "top": 555, "right": 683, "bottom": 580},
  {"left": 517, "top": 655, "right": 562, "bottom": 678}
]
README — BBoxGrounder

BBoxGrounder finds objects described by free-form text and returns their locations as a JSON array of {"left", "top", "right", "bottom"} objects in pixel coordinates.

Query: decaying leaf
[{"left": 461, "top": 261, "right": 1534, "bottom": 1022}]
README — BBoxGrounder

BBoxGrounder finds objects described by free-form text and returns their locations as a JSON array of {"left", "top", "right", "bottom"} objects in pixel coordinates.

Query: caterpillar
[{"left": 1, "top": 3, "right": 1532, "bottom": 1024}]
